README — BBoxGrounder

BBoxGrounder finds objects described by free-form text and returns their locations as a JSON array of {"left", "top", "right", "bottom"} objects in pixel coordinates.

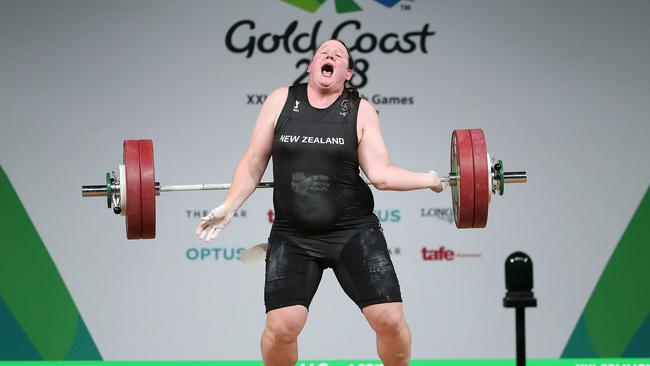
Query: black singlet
[
  {"left": 271, "top": 84, "right": 376, "bottom": 238},
  {"left": 264, "top": 85, "right": 402, "bottom": 313}
]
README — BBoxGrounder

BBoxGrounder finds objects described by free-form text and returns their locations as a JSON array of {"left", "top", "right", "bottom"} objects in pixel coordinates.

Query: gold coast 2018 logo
[
  {"left": 224, "top": 0, "right": 433, "bottom": 89},
  {"left": 282, "top": 0, "right": 404, "bottom": 13}
]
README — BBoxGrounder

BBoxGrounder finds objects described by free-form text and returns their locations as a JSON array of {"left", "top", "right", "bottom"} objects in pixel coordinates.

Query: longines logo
[{"left": 421, "top": 207, "right": 454, "bottom": 224}]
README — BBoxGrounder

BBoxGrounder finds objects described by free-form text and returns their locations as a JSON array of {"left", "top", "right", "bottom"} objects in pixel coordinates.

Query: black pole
[
  {"left": 504, "top": 252, "right": 537, "bottom": 366},
  {"left": 516, "top": 306, "right": 526, "bottom": 366}
]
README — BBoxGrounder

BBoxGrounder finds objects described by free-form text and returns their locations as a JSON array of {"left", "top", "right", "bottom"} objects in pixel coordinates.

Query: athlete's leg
[
  {"left": 332, "top": 226, "right": 408, "bottom": 366},
  {"left": 261, "top": 305, "right": 309, "bottom": 366},
  {"left": 334, "top": 227, "right": 411, "bottom": 366},
  {"left": 262, "top": 239, "right": 325, "bottom": 365},
  {"left": 362, "top": 302, "right": 411, "bottom": 366}
]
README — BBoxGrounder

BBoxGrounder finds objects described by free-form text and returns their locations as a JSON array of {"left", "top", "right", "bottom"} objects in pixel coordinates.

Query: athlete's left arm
[{"left": 357, "top": 99, "right": 445, "bottom": 192}]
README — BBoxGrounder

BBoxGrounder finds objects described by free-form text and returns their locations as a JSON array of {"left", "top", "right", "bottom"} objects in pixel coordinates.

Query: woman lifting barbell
[{"left": 195, "top": 39, "right": 447, "bottom": 366}]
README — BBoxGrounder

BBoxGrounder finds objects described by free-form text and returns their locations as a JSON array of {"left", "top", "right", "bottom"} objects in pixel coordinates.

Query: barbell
[{"left": 81, "top": 129, "right": 527, "bottom": 239}]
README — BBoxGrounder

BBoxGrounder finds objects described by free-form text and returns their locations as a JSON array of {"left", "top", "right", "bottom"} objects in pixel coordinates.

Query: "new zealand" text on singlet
[{"left": 278, "top": 134, "right": 345, "bottom": 145}]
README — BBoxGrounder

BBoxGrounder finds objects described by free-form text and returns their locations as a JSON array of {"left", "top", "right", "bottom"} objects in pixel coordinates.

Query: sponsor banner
[
  {"left": 421, "top": 246, "right": 481, "bottom": 261},
  {"left": 185, "top": 246, "right": 246, "bottom": 262},
  {"left": 420, "top": 207, "right": 454, "bottom": 225},
  {"left": 185, "top": 209, "right": 247, "bottom": 219},
  {"left": 375, "top": 209, "right": 400, "bottom": 223}
]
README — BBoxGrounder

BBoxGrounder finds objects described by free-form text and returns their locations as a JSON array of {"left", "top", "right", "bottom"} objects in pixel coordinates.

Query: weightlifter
[{"left": 195, "top": 39, "right": 447, "bottom": 366}]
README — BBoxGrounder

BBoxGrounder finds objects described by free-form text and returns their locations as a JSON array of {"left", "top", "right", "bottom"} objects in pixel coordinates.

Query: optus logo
[
  {"left": 374, "top": 209, "right": 400, "bottom": 223},
  {"left": 186, "top": 247, "right": 246, "bottom": 261},
  {"left": 282, "top": 0, "right": 403, "bottom": 14}
]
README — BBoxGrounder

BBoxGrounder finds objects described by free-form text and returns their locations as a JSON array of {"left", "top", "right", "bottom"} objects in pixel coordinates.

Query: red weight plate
[
  {"left": 138, "top": 140, "right": 156, "bottom": 239},
  {"left": 123, "top": 140, "right": 142, "bottom": 239},
  {"left": 451, "top": 130, "right": 475, "bottom": 228},
  {"left": 470, "top": 129, "right": 489, "bottom": 228}
]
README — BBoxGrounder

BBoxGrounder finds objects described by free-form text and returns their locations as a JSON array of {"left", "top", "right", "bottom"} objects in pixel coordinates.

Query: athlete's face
[{"left": 308, "top": 40, "right": 353, "bottom": 90}]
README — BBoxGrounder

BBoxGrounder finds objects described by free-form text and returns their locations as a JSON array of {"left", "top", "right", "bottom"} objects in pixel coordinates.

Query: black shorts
[{"left": 264, "top": 224, "right": 402, "bottom": 313}]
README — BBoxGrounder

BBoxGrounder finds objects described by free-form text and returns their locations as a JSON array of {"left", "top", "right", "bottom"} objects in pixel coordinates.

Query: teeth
[{"left": 321, "top": 63, "right": 334, "bottom": 75}]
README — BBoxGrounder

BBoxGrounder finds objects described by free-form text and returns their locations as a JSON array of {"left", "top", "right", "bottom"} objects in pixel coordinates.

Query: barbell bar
[{"left": 81, "top": 129, "right": 527, "bottom": 239}]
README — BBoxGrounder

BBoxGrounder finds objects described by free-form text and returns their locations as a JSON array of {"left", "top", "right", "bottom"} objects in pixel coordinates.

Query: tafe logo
[
  {"left": 282, "top": 0, "right": 403, "bottom": 13},
  {"left": 422, "top": 246, "right": 482, "bottom": 261},
  {"left": 422, "top": 246, "right": 454, "bottom": 261}
]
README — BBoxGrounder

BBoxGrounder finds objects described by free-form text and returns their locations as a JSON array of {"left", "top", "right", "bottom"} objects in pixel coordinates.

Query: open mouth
[{"left": 321, "top": 63, "right": 334, "bottom": 77}]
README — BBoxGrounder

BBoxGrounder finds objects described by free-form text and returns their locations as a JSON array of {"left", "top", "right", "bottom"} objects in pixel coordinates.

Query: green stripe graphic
[
  {"left": 563, "top": 185, "right": 650, "bottom": 357},
  {"left": 0, "top": 298, "right": 40, "bottom": 360},
  {"left": 0, "top": 166, "right": 101, "bottom": 360},
  {"left": 334, "top": 0, "right": 362, "bottom": 13},
  {"left": 281, "top": 0, "right": 327, "bottom": 13},
  {"left": 282, "top": 0, "right": 362, "bottom": 13},
  {"left": 623, "top": 313, "right": 650, "bottom": 356}
]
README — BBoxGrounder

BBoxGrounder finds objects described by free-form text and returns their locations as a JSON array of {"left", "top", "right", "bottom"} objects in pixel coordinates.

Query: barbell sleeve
[{"left": 503, "top": 172, "right": 527, "bottom": 184}]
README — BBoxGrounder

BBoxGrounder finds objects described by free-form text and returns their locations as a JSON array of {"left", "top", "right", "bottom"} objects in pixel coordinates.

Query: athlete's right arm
[
  {"left": 195, "top": 87, "right": 288, "bottom": 241},
  {"left": 222, "top": 87, "right": 288, "bottom": 211}
]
